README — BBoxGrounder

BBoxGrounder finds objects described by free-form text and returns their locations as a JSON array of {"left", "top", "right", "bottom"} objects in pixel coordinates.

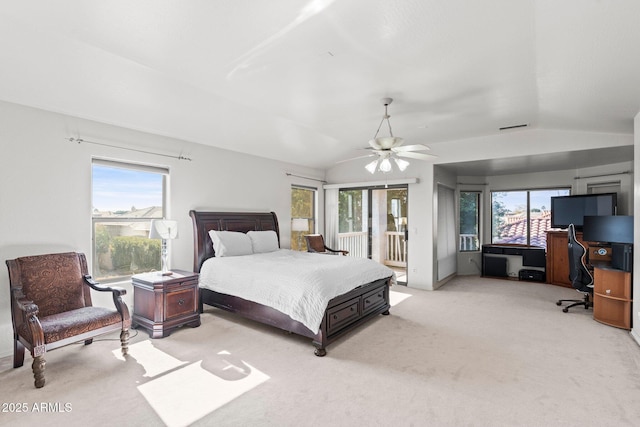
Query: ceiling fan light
[
  {"left": 373, "top": 136, "right": 403, "bottom": 150},
  {"left": 365, "top": 159, "right": 379, "bottom": 174},
  {"left": 379, "top": 158, "right": 392, "bottom": 173},
  {"left": 394, "top": 157, "right": 410, "bottom": 171}
]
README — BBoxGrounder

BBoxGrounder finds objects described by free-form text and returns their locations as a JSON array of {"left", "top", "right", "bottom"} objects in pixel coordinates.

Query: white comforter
[{"left": 199, "top": 249, "right": 394, "bottom": 334}]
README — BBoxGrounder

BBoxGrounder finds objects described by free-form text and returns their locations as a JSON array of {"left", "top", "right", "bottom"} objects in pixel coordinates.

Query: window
[
  {"left": 291, "top": 185, "right": 317, "bottom": 251},
  {"left": 339, "top": 189, "right": 367, "bottom": 233},
  {"left": 459, "top": 191, "right": 480, "bottom": 251},
  {"left": 491, "top": 188, "right": 570, "bottom": 247},
  {"left": 92, "top": 159, "right": 168, "bottom": 281}
]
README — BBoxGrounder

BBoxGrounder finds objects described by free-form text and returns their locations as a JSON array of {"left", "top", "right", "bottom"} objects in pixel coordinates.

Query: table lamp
[
  {"left": 291, "top": 218, "right": 308, "bottom": 250},
  {"left": 149, "top": 219, "right": 178, "bottom": 275}
]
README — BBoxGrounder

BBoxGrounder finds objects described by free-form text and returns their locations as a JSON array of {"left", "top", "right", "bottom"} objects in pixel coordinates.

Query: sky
[
  {"left": 92, "top": 165, "right": 163, "bottom": 212},
  {"left": 493, "top": 189, "right": 570, "bottom": 213}
]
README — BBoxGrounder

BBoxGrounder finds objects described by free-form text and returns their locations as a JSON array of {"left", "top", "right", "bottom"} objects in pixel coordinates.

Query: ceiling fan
[{"left": 341, "top": 98, "right": 435, "bottom": 173}]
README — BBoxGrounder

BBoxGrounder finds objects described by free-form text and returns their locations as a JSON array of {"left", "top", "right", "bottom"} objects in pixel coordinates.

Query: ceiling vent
[{"left": 499, "top": 124, "right": 528, "bottom": 131}]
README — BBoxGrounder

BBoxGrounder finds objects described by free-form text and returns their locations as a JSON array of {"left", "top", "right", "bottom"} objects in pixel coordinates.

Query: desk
[
  {"left": 481, "top": 245, "right": 546, "bottom": 281},
  {"left": 593, "top": 266, "right": 632, "bottom": 330}
]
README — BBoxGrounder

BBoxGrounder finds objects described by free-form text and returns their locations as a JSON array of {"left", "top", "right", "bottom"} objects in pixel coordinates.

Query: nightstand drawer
[
  {"left": 165, "top": 288, "right": 196, "bottom": 319},
  {"left": 163, "top": 278, "right": 198, "bottom": 292}
]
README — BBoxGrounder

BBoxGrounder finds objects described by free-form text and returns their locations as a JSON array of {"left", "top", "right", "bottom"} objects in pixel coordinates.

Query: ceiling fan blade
[
  {"left": 393, "top": 144, "right": 430, "bottom": 152},
  {"left": 335, "top": 153, "right": 375, "bottom": 164},
  {"left": 396, "top": 151, "right": 437, "bottom": 160}
]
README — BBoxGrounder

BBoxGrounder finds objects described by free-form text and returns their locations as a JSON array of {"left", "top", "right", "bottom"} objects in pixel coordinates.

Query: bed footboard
[
  {"left": 312, "top": 277, "right": 390, "bottom": 356},
  {"left": 199, "top": 276, "right": 391, "bottom": 356}
]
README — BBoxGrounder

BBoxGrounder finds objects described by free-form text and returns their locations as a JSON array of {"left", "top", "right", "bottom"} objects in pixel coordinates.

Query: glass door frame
[{"left": 339, "top": 184, "right": 408, "bottom": 285}]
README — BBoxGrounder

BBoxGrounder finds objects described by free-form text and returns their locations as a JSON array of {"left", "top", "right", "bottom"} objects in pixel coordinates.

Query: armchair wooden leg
[
  {"left": 13, "top": 338, "right": 25, "bottom": 368},
  {"left": 120, "top": 329, "right": 129, "bottom": 356},
  {"left": 32, "top": 355, "right": 45, "bottom": 388}
]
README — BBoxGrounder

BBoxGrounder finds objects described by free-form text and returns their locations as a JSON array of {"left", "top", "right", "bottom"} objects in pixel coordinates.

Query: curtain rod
[
  {"left": 285, "top": 172, "right": 326, "bottom": 183},
  {"left": 573, "top": 170, "right": 631, "bottom": 180},
  {"left": 68, "top": 137, "right": 192, "bottom": 161},
  {"left": 323, "top": 177, "right": 418, "bottom": 189}
]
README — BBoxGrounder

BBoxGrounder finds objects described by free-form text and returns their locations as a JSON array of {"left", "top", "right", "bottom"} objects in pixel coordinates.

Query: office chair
[{"left": 556, "top": 223, "right": 594, "bottom": 313}]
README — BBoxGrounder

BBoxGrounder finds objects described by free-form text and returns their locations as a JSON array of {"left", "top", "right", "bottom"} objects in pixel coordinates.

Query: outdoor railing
[
  {"left": 459, "top": 234, "right": 479, "bottom": 251},
  {"left": 337, "top": 232, "right": 368, "bottom": 258},
  {"left": 384, "top": 231, "right": 406, "bottom": 267},
  {"left": 337, "top": 231, "right": 407, "bottom": 267}
]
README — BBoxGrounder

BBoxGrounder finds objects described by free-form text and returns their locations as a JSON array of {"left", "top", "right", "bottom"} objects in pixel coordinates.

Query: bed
[{"left": 189, "top": 210, "right": 393, "bottom": 356}]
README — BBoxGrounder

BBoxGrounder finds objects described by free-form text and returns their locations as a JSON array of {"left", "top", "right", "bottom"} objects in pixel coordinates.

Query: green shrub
[{"left": 111, "top": 236, "right": 161, "bottom": 273}]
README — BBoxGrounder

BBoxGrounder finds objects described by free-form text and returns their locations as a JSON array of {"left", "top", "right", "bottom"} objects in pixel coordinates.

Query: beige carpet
[{"left": 1, "top": 275, "right": 640, "bottom": 427}]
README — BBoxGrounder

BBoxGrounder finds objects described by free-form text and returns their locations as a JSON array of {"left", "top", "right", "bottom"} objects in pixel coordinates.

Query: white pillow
[
  {"left": 247, "top": 230, "right": 279, "bottom": 253},
  {"left": 208, "top": 230, "right": 253, "bottom": 257}
]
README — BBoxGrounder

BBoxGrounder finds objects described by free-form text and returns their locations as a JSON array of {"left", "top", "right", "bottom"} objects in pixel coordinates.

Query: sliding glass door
[{"left": 338, "top": 185, "right": 408, "bottom": 284}]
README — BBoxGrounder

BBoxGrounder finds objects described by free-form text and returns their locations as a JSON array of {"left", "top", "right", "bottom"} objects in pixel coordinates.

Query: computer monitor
[
  {"left": 550, "top": 193, "right": 617, "bottom": 230},
  {"left": 582, "top": 215, "right": 633, "bottom": 244}
]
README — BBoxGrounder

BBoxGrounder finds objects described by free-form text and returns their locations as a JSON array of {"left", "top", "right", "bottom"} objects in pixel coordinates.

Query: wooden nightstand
[{"left": 132, "top": 269, "right": 200, "bottom": 338}]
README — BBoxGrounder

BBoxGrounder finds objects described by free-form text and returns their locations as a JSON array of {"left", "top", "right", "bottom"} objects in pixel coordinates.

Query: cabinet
[
  {"left": 132, "top": 270, "right": 200, "bottom": 338},
  {"left": 593, "top": 267, "right": 632, "bottom": 330},
  {"left": 546, "top": 230, "right": 612, "bottom": 287},
  {"left": 546, "top": 230, "right": 598, "bottom": 287}
]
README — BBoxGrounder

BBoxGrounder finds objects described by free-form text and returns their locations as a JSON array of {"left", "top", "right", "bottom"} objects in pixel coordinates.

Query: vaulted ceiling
[{"left": 0, "top": 1, "right": 638, "bottom": 174}]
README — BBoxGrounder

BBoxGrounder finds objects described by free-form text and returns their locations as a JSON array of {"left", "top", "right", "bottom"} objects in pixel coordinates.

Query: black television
[
  {"left": 582, "top": 215, "right": 633, "bottom": 244},
  {"left": 550, "top": 193, "right": 617, "bottom": 230}
]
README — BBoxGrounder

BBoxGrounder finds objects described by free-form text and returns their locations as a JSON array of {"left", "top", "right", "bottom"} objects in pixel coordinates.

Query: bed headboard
[{"left": 189, "top": 210, "right": 280, "bottom": 272}]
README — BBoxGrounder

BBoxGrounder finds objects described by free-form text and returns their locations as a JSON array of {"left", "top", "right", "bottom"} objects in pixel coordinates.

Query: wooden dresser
[
  {"left": 546, "top": 230, "right": 584, "bottom": 287},
  {"left": 546, "top": 230, "right": 612, "bottom": 287}
]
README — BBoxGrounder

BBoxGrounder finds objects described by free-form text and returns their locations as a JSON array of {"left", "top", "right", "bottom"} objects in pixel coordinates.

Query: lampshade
[
  {"left": 365, "top": 159, "right": 379, "bottom": 174},
  {"left": 394, "top": 157, "right": 410, "bottom": 171},
  {"left": 379, "top": 158, "right": 392, "bottom": 173},
  {"left": 291, "top": 218, "right": 308, "bottom": 232},
  {"left": 149, "top": 219, "right": 179, "bottom": 240}
]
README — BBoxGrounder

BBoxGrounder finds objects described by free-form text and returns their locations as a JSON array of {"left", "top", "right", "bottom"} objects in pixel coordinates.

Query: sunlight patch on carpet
[
  {"left": 389, "top": 290, "right": 411, "bottom": 306},
  {"left": 113, "top": 340, "right": 186, "bottom": 377},
  {"left": 114, "top": 343, "right": 269, "bottom": 426},
  {"left": 138, "top": 358, "right": 269, "bottom": 426}
]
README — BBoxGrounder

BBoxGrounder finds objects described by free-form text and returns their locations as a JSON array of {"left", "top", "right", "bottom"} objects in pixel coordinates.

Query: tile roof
[{"left": 494, "top": 211, "right": 552, "bottom": 248}]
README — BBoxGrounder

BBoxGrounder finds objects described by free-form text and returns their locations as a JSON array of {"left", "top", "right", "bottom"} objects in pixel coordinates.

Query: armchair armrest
[
  {"left": 83, "top": 275, "right": 131, "bottom": 326},
  {"left": 325, "top": 246, "right": 349, "bottom": 256},
  {"left": 10, "top": 288, "right": 45, "bottom": 356},
  {"left": 83, "top": 275, "right": 127, "bottom": 296},
  {"left": 11, "top": 288, "right": 39, "bottom": 316}
]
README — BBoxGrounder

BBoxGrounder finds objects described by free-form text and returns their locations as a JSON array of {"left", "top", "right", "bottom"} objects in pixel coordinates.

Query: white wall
[
  {"left": 0, "top": 100, "right": 325, "bottom": 358},
  {"left": 632, "top": 112, "right": 640, "bottom": 346}
]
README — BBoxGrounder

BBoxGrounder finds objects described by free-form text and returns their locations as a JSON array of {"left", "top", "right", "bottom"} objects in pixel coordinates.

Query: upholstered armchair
[
  {"left": 6, "top": 252, "right": 131, "bottom": 388},
  {"left": 305, "top": 234, "right": 349, "bottom": 255}
]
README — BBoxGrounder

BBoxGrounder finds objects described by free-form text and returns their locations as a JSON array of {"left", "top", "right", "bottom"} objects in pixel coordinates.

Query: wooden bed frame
[{"left": 189, "top": 210, "right": 392, "bottom": 356}]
